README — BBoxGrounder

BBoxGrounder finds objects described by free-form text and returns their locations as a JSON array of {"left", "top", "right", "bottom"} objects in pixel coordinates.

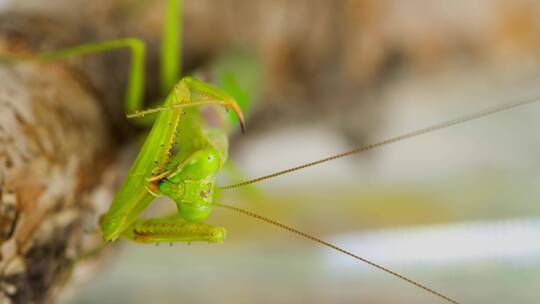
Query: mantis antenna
[
  {"left": 214, "top": 202, "right": 461, "bottom": 304},
  {"left": 219, "top": 95, "right": 540, "bottom": 190}
]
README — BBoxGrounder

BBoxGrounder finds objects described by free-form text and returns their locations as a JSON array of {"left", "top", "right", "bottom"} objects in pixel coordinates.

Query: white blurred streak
[{"left": 327, "top": 218, "right": 540, "bottom": 270}]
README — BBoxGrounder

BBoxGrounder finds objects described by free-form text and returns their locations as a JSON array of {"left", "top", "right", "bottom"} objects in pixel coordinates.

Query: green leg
[
  {"left": 4, "top": 0, "right": 183, "bottom": 122},
  {"left": 128, "top": 76, "right": 245, "bottom": 131},
  {"left": 161, "top": 0, "right": 182, "bottom": 95},
  {"left": 34, "top": 0, "right": 183, "bottom": 124},
  {"left": 38, "top": 38, "right": 146, "bottom": 116},
  {"left": 122, "top": 214, "right": 226, "bottom": 243}
]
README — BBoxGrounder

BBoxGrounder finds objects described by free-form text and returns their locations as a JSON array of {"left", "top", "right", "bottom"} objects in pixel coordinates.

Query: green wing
[{"left": 101, "top": 91, "right": 184, "bottom": 242}]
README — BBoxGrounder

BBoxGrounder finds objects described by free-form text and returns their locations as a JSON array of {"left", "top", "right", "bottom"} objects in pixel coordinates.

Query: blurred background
[{"left": 3, "top": 0, "right": 540, "bottom": 303}]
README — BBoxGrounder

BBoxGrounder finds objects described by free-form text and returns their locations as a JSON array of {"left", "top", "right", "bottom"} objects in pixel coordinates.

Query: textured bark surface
[
  {"left": 0, "top": 7, "right": 173, "bottom": 303},
  {"left": 0, "top": 47, "right": 116, "bottom": 304}
]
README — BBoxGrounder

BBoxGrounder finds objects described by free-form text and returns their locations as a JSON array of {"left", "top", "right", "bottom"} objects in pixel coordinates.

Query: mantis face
[{"left": 157, "top": 148, "right": 221, "bottom": 223}]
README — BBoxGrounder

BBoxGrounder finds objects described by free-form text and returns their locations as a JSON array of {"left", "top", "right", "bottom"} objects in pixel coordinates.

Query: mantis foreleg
[
  {"left": 127, "top": 76, "right": 245, "bottom": 130},
  {"left": 121, "top": 214, "right": 226, "bottom": 244}
]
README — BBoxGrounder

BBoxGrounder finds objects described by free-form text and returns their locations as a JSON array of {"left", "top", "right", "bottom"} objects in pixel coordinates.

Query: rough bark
[{"left": 0, "top": 58, "right": 116, "bottom": 303}]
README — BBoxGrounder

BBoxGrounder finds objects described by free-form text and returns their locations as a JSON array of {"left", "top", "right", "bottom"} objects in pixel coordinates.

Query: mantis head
[{"left": 157, "top": 148, "right": 221, "bottom": 223}]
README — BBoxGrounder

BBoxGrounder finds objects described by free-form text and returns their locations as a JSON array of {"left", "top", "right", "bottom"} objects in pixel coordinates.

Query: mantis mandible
[{"left": 7, "top": 1, "right": 540, "bottom": 303}]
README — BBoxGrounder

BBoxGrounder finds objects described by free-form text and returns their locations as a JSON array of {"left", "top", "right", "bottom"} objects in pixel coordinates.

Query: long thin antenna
[
  {"left": 215, "top": 202, "right": 460, "bottom": 304},
  {"left": 220, "top": 96, "right": 540, "bottom": 190}
]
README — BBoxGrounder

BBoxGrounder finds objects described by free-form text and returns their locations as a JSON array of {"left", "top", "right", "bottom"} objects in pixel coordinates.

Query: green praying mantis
[{"left": 4, "top": 1, "right": 540, "bottom": 303}]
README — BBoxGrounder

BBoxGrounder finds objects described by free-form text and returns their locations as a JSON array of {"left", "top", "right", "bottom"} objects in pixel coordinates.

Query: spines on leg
[
  {"left": 126, "top": 77, "right": 245, "bottom": 132},
  {"left": 122, "top": 216, "right": 226, "bottom": 244}
]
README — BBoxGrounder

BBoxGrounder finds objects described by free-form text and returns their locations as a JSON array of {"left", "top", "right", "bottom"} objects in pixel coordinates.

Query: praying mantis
[{"left": 5, "top": 1, "right": 540, "bottom": 303}]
